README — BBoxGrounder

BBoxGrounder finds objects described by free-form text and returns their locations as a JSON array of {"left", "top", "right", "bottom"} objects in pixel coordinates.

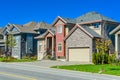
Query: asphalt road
[{"left": 0, "top": 62, "right": 120, "bottom": 80}]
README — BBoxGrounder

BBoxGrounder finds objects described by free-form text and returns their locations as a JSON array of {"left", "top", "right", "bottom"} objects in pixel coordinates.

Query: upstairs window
[
  {"left": 58, "top": 43, "right": 62, "bottom": 52},
  {"left": 58, "top": 26, "right": 62, "bottom": 33},
  {"left": 93, "top": 23, "right": 100, "bottom": 28}
]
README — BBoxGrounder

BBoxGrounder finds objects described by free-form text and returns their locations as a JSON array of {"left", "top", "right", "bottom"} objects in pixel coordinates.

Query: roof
[
  {"left": 34, "top": 22, "right": 52, "bottom": 30},
  {"left": 0, "top": 28, "right": 4, "bottom": 34},
  {"left": 76, "top": 12, "right": 118, "bottom": 23},
  {"left": 53, "top": 12, "right": 118, "bottom": 26},
  {"left": 3, "top": 22, "right": 38, "bottom": 34},
  {"left": 64, "top": 24, "right": 101, "bottom": 40},
  {"left": 60, "top": 17, "right": 76, "bottom": 24},
  {"left": 110, "top": 25, "right": 120, "bottom": 35}
]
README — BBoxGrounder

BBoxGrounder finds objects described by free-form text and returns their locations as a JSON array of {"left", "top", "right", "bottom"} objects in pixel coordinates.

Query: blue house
[{"left": 2, "top": 21, "right": 51, "bottom": 59}]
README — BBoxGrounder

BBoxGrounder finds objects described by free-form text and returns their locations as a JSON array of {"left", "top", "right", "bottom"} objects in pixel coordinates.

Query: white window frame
[
  {"left": 58, "top": 26, "right": 62, "bottom": 33},
  {"left": 58, "top": 43, "right": 62, "bottom": 52}
]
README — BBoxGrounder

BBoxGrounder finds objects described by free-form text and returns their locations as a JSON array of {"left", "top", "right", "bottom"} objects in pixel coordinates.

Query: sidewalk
[{"left": 13, "top": 60, "right": 92, "bottom": 67}]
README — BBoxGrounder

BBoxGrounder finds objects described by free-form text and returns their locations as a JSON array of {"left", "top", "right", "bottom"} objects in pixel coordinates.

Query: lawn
[{"left": 51, "top": 64, "right": 120, "bottom": 76}]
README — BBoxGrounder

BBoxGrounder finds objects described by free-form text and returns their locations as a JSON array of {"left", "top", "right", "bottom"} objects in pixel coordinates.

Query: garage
[{"left": 69, "top": 47, "right": 90, "bottom": 62}]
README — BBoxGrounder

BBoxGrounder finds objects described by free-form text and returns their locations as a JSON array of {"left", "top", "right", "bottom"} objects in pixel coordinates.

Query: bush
[
  {"left": 108, "top": 53, "right": 116, "bottom": 64},
  {"left": 1, "top": 56, "right": 17, "bottom": 62},
  {"left": 30, "top": 55, "right": 37, "bottom": 60},
  {"left": 92, "top": 52, "right": 109, "bottom": 64}
]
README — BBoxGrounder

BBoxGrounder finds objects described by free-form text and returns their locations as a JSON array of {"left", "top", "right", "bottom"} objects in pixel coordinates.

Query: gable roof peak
[{"left": 23, "top": 21, "right": 37, "bottom": 27}]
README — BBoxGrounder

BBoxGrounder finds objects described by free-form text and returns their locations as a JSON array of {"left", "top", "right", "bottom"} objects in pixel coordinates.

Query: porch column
[
  {"left": 115, "top": 34, "right": 118, "bottom": 58},
  {"left": 52, "top": 36, "right": 54, "bottom": 57}
]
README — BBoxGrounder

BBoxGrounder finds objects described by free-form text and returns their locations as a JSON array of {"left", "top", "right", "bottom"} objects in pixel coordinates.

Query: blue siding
[
  {"left": 26, "top": 34, "right": 33, "bottom": 54},
  {"left": 12, "top": 35, "right": 21, "bottom": 59}
]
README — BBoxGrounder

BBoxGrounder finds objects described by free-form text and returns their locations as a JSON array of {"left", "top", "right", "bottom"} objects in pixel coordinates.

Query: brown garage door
[{"left": 69, "top": 47, "right": 90, "bottom": 62}]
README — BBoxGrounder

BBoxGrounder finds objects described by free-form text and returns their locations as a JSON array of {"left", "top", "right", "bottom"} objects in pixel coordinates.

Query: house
[
  {"left": 34, "top": 22, "right": 55, "bottom": 60},
  {"left": 2, "top": 21, "right": 39, "bottom": 59},
  {"left": 36, "top": 12, "right": 119, "bottom": 62},
  {"left": 110, "top": 25, "right": 120, "bottom": 58},
  {"left": 0, "top": 28, "right": 5, "bottom": 55},
  {"left": 50, "top": 11, "right": 119, "bottom": 62}
]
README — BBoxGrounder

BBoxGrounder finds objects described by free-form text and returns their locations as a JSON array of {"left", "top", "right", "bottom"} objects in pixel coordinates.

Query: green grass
[{"left": 51, "top": 64, "right": 120, "bottom": 76}]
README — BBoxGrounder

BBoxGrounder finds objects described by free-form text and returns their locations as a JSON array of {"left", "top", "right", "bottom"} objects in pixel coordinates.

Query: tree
[
  {"left": 96, "top": 38, "right": 111, "bottom": 64},
  {"left": 5, "top": 34, "right": 16, "bottom": 56},
  {"left": 95, "top": 38, "right": 111, "bottom": 73}
]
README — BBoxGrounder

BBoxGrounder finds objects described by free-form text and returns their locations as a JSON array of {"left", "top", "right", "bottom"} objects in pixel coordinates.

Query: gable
[
  {"left": 66, "top": 28, "right": 92, "bottom": 47},
  {"left": 46, "top": 33, "right": 53, "bottom": 37},
  {"left": 11, "top": 26, "right": 19, "bottom": 33},
  {"left": 66, "top": 28, "right": 92, "bottom": 41},
  {"left": 54, "top": 19, "right": 65, "bottom": 26}
]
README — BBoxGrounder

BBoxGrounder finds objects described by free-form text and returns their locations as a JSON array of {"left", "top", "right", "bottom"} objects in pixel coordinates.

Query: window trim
[{"left": 57, "top": 43, "right": 62, "bottom": 52}]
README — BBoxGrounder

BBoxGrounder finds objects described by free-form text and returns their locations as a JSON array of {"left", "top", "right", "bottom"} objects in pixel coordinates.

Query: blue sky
[{"left": 0, "top": 0, "right": 120, "bottom": 27}]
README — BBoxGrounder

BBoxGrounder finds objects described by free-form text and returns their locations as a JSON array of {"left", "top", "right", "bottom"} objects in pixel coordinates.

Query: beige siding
[
  {"left": 69, "top": 48, "right": 90, "bottom": 62},
  {"left": 89, "top": 24, "right": 101, "bottom": 35},
  {"left": 55, "top": 20, "right": 65, "bottom": 26},
  {"left": 65, "top": 27, "right": 69, "bottom": 35}
]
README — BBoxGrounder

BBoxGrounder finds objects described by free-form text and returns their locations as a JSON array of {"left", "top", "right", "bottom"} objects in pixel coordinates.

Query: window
[
  {"left": 58, "top": 26, "right": 62, "bottom": 33},
  {"left": 93, "top": 23, "right": 100, "bottom": 28},
  {"left": 58, "top": 43, "right": 62, "bottom": 52}
]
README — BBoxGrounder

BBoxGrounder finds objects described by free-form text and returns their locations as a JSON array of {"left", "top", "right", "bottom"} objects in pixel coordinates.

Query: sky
[{"left": 0, "top": 0, "right": 120, "bottom": 27}]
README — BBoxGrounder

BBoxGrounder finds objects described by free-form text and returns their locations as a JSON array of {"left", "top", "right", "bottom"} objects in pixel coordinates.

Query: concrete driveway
[{"left": 12, "top": 60, "right": 92, "bottom": 67}]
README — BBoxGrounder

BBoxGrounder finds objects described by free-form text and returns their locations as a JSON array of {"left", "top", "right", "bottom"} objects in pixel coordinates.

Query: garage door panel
[{"left": 69, "top": 48, "right": 90, "bottom": 62}]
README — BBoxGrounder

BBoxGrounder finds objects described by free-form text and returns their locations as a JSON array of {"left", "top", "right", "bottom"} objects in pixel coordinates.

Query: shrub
[
  {"left": 108, "top": 53, "right": 116, "bottom": 64},
  {"left": 92, "top": 52, "right": 109, "bottom": 64},
  {"left": 1, "top": 56, "right": 17, "bottom": 62},
  {"left": 30, "top": 55, "right": 37, "bottom": 60}
]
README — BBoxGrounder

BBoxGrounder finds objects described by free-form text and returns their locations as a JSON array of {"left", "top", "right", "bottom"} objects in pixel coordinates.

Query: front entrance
[{"left": 46, "top": 37, "right": 52, "bottom": 55}]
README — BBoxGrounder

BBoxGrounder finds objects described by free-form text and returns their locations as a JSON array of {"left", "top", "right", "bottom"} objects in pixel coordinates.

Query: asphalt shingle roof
[
  {"left": 80, "top": 25, "right": 101, "bottom": 38},
  {"left": 110, "top": 25, "right": 120, "bottom": 35},
  {"left": 0, "top": 28, "right": 4, "bottom": 34},
  {"left": 76, "top": 12, "right": 117, "bottom": 23},
  {"left": 60, "top": 12, "right": 118, "bottom": 24},
  {"left": 34, "top": 22, "right": 52, "bottom": 30},
  {"left": 60, "top": 17, "right": 76, "bottom": 24}
]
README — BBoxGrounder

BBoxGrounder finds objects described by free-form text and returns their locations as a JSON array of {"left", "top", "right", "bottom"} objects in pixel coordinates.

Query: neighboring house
[
  {"left": 2, "top": 22, "right": 38, "bottom": 59},
  {"left": 0, "top": 28, "right": 5, "bottom": 55},
  {"left": 110, "top": 25, "right": 120, "bottom": 58},
  {"left": 51, "top": 11, "right": 119, "bottom": 62},
  {"left": 35, "top": 22, "right": 55, "bottom": 60}
]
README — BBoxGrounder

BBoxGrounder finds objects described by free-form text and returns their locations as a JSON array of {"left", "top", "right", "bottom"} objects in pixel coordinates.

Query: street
[{"left": 0, "top": 62, "right": 120, "bottom": 80}]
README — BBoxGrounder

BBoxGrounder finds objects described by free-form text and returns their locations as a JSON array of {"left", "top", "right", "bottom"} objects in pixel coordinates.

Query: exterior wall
[
  {"left": 12, "top": 35, "right": 21, "bottom": 59},
  {"left": 55, "top": 19, "right": 65, "bottom": 58},
  {"left": 37, "top": 39, "right": 45, "bottom": 60},
  {"left": 103, "top": 23, "right": 119, "bottom": 53},
  {"left": 89, "top": 24, "right": 101, "bottom": 35},
  {"left": 65, "top": 24, "right": 74, "bottom": 36},
  {"left": 65, "top": 28, "right": 93, "bottom": 62},
  {"left": 118, "top": 34, "right": 120, "bottom": 54},
  {"left": 21, "top": 34, "right": 26, "bottom": 57}
]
